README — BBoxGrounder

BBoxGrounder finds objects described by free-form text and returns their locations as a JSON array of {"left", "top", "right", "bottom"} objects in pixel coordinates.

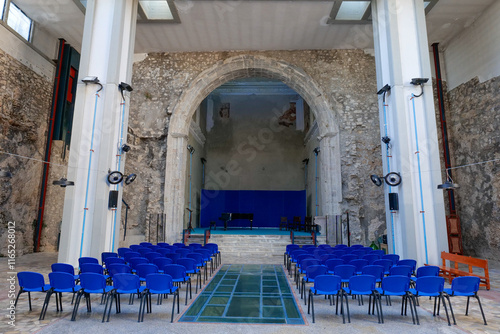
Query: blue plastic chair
[
  {"left": 51, "top": 263, "right": 79, "bottom": 280},
  {"left": 175, "top": 248, "right": 191, "bottom": 258},
  {"left": 325, "top": 258, "right": 345, "bottom": 274},
  {"left": 145, "top": 252, "right": 162, "bottom": 262},
  {"left": 107, "top": 264, "right": 132, "bottom": 278},
  {"left": 203, "top": 244, "right": 219, "bottom": 268},
  {"left": 177, "top": 258, "right": 202, "bottom": 293},
  {"left": 411, "top": 265, "right": 440, "bottom": 286},
  {"left": 135, "top": 263, "right": 159, "bottom": 282},
  {"left": 361, "top": 265, "right": 385, "bottom": 285},
  {"left": 123, "top": 251, "right": 141, "bottom": 263},
  {"left": 205, "top": 243, "right": 221, "bottom": 268},
  {"left": 140, "top": 242, "right": 153, "bottom": 247},
  {"left": 15, "top": 272, "right": 51, "bottom": 311},
  {"left": 152, "top": 257, "right": 173, "bottom": 273},
  {"left": 349, "top": 259, "right": 369, "bottom": 275},
  {"left": 117, "top": 247, "right": 131, "bottom": 258},
  {"left": 101, "top": 252, "right": 118, "bottom": 265},
  {"left": 313, "top": 248, "right": 328, "bottom": 259},
  {"left": 288, "top": 249, "right": 308, "bottom": 275},
  {"left": 334, "top": 264, "right": 357, "bottom": 286},
  {"left": 80, "top": 263, "right": 105, "bottom": 275},
  {"left": 294, "top": 255, "right": 315, "bottom": 287},
  {"left": 373, "top": 259, "right": 393, "bottom": 275},
  {"left": 189, "top": 242, "right": 202, "bottom": 250},
  {"left": 78, "top": 257, "right": 99, "bottom": 267},
  {"left": 444, "top": 276, "right": 486, "bottom": 325},
  {"left": 162, "top": 264, "right": 192, "bottom": 305},
  {"left": 409, "top": 276, "right": 451, "bottom": 326},
  {"left": 128, "top": 257, "right": 149, "bottom": 270},
  {"left": 105, "top": 257, "right": 126, "bottom": 267},
  {"left": 301, "top": 265, "right": 328, "bottom": 302},
  {"left": 352, "top": 250, "right": 368, "bottom": 258},
  {"left": 194, "top": 249, "right": 213, "bottom": 276},
  {"left": 382, "top": 254, "right": 400, "bottom": 265},
  {"left": 103, "top": 273, "right": 145, "bottom": 322},
  {"left": 187, "top": 253, "right": 207, "bottom": 284},
  {"left": 39, "top": 272, "right": 82, "bottom": 320},
  {"left": 129, "top": 245, "right": 141, "bottom": 251},
  {"left": 350, "top": 244, "right": 364, "bottom": 249},
  {"left": 157, "top": 242, "right": 170, "bottom": 248},
  {"left": 164, "top": 252, "right": 181, "bottom": 263},
  {"left": 397, "top": 259, "right": 417, "bottom": 274},
  {"left": 328, "top": 249, "right": 347, "bottom": 257},
  {"left": 137, "top": 247, "right": 153, "bottom": 256},
  {"left": 389, "top": 265, "right": 413, "bottom": 278},
  {"left": 173, "top": 242, "right": 186, "bottom": 248},
  {"left": 308, "top": 275, "right": 346, "bottom": 323},
  {"left": 335, "top": 244, "right": 348, "bottom": 249},
  {"left": 139, "top": 274, "right": 179, "bottom": 322},
  {"left": 156, "top": 248, "right": 172, "bottom": 257},
  {"left": 375, "top": 275, "right": 417, "bottom": 324},
  {"left": 71, "top": 273, "right": 113, "bottom": 321},
  {"left": 341, "top": 254, "right": 358, "bottom": 263},
  {"left": 343, "top": 275, "right": 382, "bottom": 323},
  {"left": 370, "top": 249, "right": 385, "bottom": 257}
]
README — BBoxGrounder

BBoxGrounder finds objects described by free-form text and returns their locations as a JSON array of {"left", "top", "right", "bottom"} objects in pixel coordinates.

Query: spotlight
[
  {"left": 0, "top": 169, "right": 12, "bottom": 178},
  {"left": 377, "top": 84, "right": 391, "bottom": 95},
  {"left": 438, "top": 170, "right": 459, "bottom": 190},
  {"left": 187, "top": 145, "right": 195, "bottom": 154},
  {"left": 201, "top": 158, "right": 207, "bottom": 164},
  {"left": 118, "top": 82, "right": 133, "bottom": 92},
  {"left": 125, "top": 173, "right": 137, "bottom": 185},
  {"left": 313, "top": 147, "right": 320, "bottom": 155},
  {"left": 121, "top": 144, "right": 131, "bottom": 153},
  {"left": 385, "top": 172, "right": 402, "bottom": 186},
  {"left": 107, "top": 171, "right": 124, "bottom": 184},
  {"left": 302, "top": 158, "right": 309, "bottom": 164},
  {"left": 370, "top": 175, "right": 383, "bottom": 187},
  {"left": 410, "top": 78, "right": 429, "bottom": 85},
  {"left": 82, "top": 76, "right": 102, "bottom": 92},
  {"left": 381, "top": 136, "right": 391, "bottom": 144},
  {"left": 52, "top": 177, "right": 75, "bottom": 187}
]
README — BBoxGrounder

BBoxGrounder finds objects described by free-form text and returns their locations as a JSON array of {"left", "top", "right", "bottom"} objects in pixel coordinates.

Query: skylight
[
  {"left": 7, "top": 2, "right": 32, "bottom": 41},
  {"left": 336, "top": 1, "right": 370, "bottom": 21}
]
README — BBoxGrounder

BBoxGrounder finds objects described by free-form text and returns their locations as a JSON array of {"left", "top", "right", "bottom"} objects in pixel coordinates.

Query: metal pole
[{"left": 346, "top": 211, "right": 350, "bottom": 247}]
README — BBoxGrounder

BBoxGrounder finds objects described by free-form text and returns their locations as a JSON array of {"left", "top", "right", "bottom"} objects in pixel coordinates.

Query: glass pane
[
  {"left": 336, "top": 1, "right": 370, "bottom": 20},
  {"left": 0, "top": 0, "right": 5, "bottom": 19},
  {"left": 139, "top": 0, "right": 173, "bottom": 20},
  {"left": 7, "top": 2, "right": 32, "bottom": 41}
]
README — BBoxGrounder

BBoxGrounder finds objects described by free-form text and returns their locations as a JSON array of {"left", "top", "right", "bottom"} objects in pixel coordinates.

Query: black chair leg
[
  {"left": 475, "top": 295, "right": 487, "bottom": 325},
  {"left": 14, "top": 289, "right": 24, "bottom": 310}
]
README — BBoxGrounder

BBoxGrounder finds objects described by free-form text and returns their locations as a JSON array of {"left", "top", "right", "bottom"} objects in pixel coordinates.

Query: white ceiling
[{"left": 13, "top": 0, "right": 497, "bottom": 54}]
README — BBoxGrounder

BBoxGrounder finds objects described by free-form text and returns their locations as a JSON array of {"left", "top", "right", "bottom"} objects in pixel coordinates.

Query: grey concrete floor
[{"left": 1, "top": 251, "right": 499, "bottom": 334}]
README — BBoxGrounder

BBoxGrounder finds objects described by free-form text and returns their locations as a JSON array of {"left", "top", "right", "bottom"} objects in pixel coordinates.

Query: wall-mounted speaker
[
  {"left": 109, "top": 190, "right": 119, "bottom": 209},
  {"left": 389, "top": 193, "right": 399, "bottom": 211}
]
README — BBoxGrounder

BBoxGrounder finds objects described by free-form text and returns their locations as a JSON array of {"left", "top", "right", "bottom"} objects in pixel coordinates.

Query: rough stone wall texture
[
  {"left": 0, "top": 49, "right": 53, "bottom": 256},
  {"left": 446, "top": 76, "right": 500, "bottom": 261},
  {"left": 126, "top": 50, "right": 384, "bottom": 246}
]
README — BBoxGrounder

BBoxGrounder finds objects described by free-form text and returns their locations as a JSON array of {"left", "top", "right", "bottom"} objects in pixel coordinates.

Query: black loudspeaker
[
  {"left": 108, "top": 190, "right": 119, "bottom": 208},
  {"left": 389, "top": 193, "right": 399, "bottom": 211}
]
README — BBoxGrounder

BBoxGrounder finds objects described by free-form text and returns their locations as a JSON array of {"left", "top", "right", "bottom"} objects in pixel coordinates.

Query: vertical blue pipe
[
  {"left": 411, "top": 95, "right": 429, "bottom": 264},
  {"left": 80, "top": 92, "right": 99, "bottom": 258},
  {"left": 382, "top": 99, "right": 396, "bottom": 254},
  {"left": 314, "top": 151, "right": 319, "bottom": 216},
  {"left": 189, "top": 151, "right": 193, "bottom": 211}
]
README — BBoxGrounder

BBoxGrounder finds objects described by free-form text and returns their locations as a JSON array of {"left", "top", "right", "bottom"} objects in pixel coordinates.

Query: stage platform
[{"left": 188, "top": 227, "right": 315, "bottom": 237}]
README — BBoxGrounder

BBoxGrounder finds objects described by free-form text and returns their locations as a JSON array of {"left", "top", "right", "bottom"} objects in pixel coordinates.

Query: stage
[{"left": 188, "top": 227, "right": 315, "bottom": 237}]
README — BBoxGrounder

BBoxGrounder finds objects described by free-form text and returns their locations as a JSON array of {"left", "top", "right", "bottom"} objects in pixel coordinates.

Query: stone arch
[{"left": 164, "top": 55, "right": 342, "bottom": 242}]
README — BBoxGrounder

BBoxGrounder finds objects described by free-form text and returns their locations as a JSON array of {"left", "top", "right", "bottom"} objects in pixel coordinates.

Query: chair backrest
[
  {"left": 372, "top": 259, "right": 393, "bottom": 272},
  {"left": 129, "top": 257, "right": 149, "bottom": 269},
  {"left": 129, "top": 244, "right": 141, "bottom": 251},
  {"left": 302, "top": 245, "right": 316, "bottom": 250},
  {"left": 79, "top": 273, "right": 107, "bottom": 291},
  {"left": 382, "top": 254, "right": 400, "bottom": 265},
  {"left": 205, "top": 243, "right": 219, "bottom": 252},
  {"left": 362, "top": 254, "right": 381, "bottom": 265},
  {"left": 48, "top": 272, "right": 76, "bottom": 290},
  {"left": 314, "top": 275, "right": 342, "bottom": 292},
  {"left": 153, "top": 257, "right": 173, "bottom": 268},
  {"left": 107, "top": 263, "right": 132, "bottom": 277},
  {"left": 317, "top": 244, "right": 331, "bottom": 249},
  {"left": 333, "top": 264, "right": 356, "bottom": 280},
  {"left": 305, "top": 265, "right": 328, "bottom": 279},
  {"left": 101, "top": 252, "right": 118, "bottom": 264},
  {"left": 113, "top": 273, "right": 141, "bottom": 292},
  {"left": 146, "top": 273, "right": 174, "bottom": 291},
  {"left": 177, "top": 258, "right": 197, "bottom": 271},
  {"left": 328, "top": 249, "right": 346, "bottom": 257},
  {"left": 78, "top": 257, "right": 99, "bottom": 266},
  {"left": 352, "top": 250, "right": 368, "bottom": 258},
  {"left": 381, "top": 275, "right": 411, "bottom": 293},
  {"left": 135, "top": 263, "right": 159, "bottom": 279},
  {"left": 320, "top": 254, "right": 338, "bottom": 264},
  {"left": 281, "top": 216, "right": 288, "bottom": 223},
  {"left": 80, "top": 263, "right": 104, "bottom": 274},
  {"left": 451, "top": 276, "right": 480, "bottom": 294},
  {"left": 203, "top": 244, "right": 217, "bottom": 256},
  {"left": 173, "top": 242, "right": 186, "bottom": 248},
  {"left": 293, "top": 216, "right": 301, "bottom": 222},
  {"left": 194, "top": 249, "right": 211, "bottom": 260},
  {"left": 290, "top": 249, "right": 307, "bottom": 261},
  {"left": 156, "top": 248, "right": 172, "bottom": 256},
  {"left": 17, "top": 271, "right": 45, "bottom": 289},
  {"left": 117, "top": 247, "right": 132, "bottom": 258},
  {"left": 162, "top": 264, "right": 187, "bottom": 279},
  {"left": 348, "top": 275, "right": 376, "bottom": 293},
  {"left": 415, "top": 276, "right": 444, "bottom": 294},
  {"left": 164, "top": 253, "right": 181, "bottom": 262},
  {"left": 297, "top": 254, "right": 314, "bottom": 268},
  {"left": 51, "top": 263, "right": 75, "bottom": 275},
  {"left": 145, "top": 252, "right": 162, "bottom": 262},
  {"left": 148, "top": 245, "right": 162, "bottom": 252},
  {"left": 389, "top": 265, "right": 413, "bottom": 277},
  {"left": 370, "top": 249, "right": 385, "bottom": 256},
  {"left": 157, "top": 242, "right": 170, "bottom": 248},
  {"left": 140, "top": 242, "right": 153, "bottom": 247},
  {"left": 397, "top": 259, "right": 417, "bottom": 272},
  {"left": 349, "top": 259, "right": 369, "bottom": 272},
  {"left": 186, "top": 253, "right": 204, "bottom": 264},
  {"left": 416, "top": 265, "right": 440, "bottom": 278},
  {"left": 105, "top": 257, "right": 126, "bottom": 266},
  {"left": 301, "top": 259, "right": 322, "bottom": 272},
  {"left": 313, "top": 249, "right": 327, "bottom": 259},
  {"left": 350, "top": 244, "right": 364, "bottom": 249},
  {"left": 361, "top": 265, "right": 385, "bottom": 280},
  {"left": 325, "top": 258, "right": 345, "bottom": 272},
  {"left": 123, "top": 251, "right": 141, "bottom": 263},
  {"left": 176, "top": 248, "right": 191, "bottom": 257},
  {"left": 334, "top": 244, "right": 348, "bottom": 249},
  {"left": 188, "top": 243, "right": 202, "bottom": 250},
  {"left": 340, "top": 254, "right": 358, "bottom": 263},
  {"left": 137, "top": 247, "right": 153, "bottom": 256}
]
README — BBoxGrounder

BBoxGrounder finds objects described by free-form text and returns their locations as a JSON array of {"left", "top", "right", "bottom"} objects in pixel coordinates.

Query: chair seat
[
  {"left": 374, "top": 287, "right": 406, "bottom": 296},
  {"left": 443, "top": 288, "right": 474, "bottom": 297},
  {"left": 310, "top": 287, "right": 341, "bottom": 295},
  {"left": 408, "top": 288, "right": 440, "bottom": 297},
  {"left": 149, "top": 286, "right": 179, "bottom": 295},
  {"left": 24, "top": 284, "right": 51, "bottom": 292},
  {"left": 83, "top": 286, "right": 114, "bottom": 294},
  {"left": 343, "top": 287, "right": 374, "bottom": 295},
  {"left": 54, "top": 285, "right": 81, "bottom": 293},
  {"left": 116, "top": 287, "right": 146, "bottom": 294}
]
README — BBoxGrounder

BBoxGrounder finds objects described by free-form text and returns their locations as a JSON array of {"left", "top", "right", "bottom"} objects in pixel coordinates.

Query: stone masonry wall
[
  {"left": 0, "top": 48, "right": 53, "bottom": 256},
  {"left": 446, "top": 76, "right": 500, "bottom": 261},
  {"left": 126, "top": 50, "right": 384, "bottom": 246}
]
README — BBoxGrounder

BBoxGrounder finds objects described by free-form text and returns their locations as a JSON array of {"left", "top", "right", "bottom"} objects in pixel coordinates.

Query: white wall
[
  {"left": 0, "top": 23, "right": 55, "bottom": 80},
  {"left": 444, "top": 0, "right": 500, "bottom": 90}
]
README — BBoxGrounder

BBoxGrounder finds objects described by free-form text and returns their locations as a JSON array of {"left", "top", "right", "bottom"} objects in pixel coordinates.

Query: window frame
[{"left": 0, "top": 0, "right": 34, "bottom": 42}]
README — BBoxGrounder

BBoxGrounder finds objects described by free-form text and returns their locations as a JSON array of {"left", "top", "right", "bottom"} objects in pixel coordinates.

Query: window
[
  {"left": 1, "top": 1, "right": 33, "bottom": 41},
  {"left": 0, "top": 0, "right": 5, "bottom": 20}
]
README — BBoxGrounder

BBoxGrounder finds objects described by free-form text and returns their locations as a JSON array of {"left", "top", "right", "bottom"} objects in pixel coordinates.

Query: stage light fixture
[
  {"left": 187, "top": 145, "right": 195, "bottom": 154},
  {"left": 370, "top": 175, "right": 383, "bottom": 187},
  {"left": 82, "top": 76, "right": 102, "bottom": 92},
  {"left": 0, "top": 169, "right": 12, "bottom": 178},
  {"left": 121, "top": 144, "right": 131, "bottom": 153},
  {"left": 107, "top": 171, "right": 124, "bottom": 184},
  {"left": 313, "top": 147, "right": 320, "bottom": 155},
  {"left": 438, "top": 170, "right": 459, "bottom": 190},
  {"left": 53, "top": 177, "right": 75, "bottom": 187},
  {"left": 125, "top": 173, "right": 137, "bottom": 185},
  {"left": 385, "top": 172, "right": 402, "bottom": 186},
  {"left": 377, "top": 84, "right": 391, "bottom": 95}
]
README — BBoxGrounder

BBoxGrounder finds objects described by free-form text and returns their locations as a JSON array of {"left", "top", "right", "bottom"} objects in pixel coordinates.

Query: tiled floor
[{"left": 1, "top": 252, "right": 499, "bottom": 334}]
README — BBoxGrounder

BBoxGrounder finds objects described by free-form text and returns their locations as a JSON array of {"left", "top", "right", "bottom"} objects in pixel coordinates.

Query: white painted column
[
  {"left": 372, "top": 0, "right": 448, "bottom": 265},
  {"left": 318, "top": 133, "right": 343, "bottom": 217},
  {"left": 58, "top": 0, "right": 138, "bottom": 266}
]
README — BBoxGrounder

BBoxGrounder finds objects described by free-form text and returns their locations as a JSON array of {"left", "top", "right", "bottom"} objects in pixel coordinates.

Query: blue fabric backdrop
[{"left": 200, "top": 190, "right": 306, "bottom": 228}]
